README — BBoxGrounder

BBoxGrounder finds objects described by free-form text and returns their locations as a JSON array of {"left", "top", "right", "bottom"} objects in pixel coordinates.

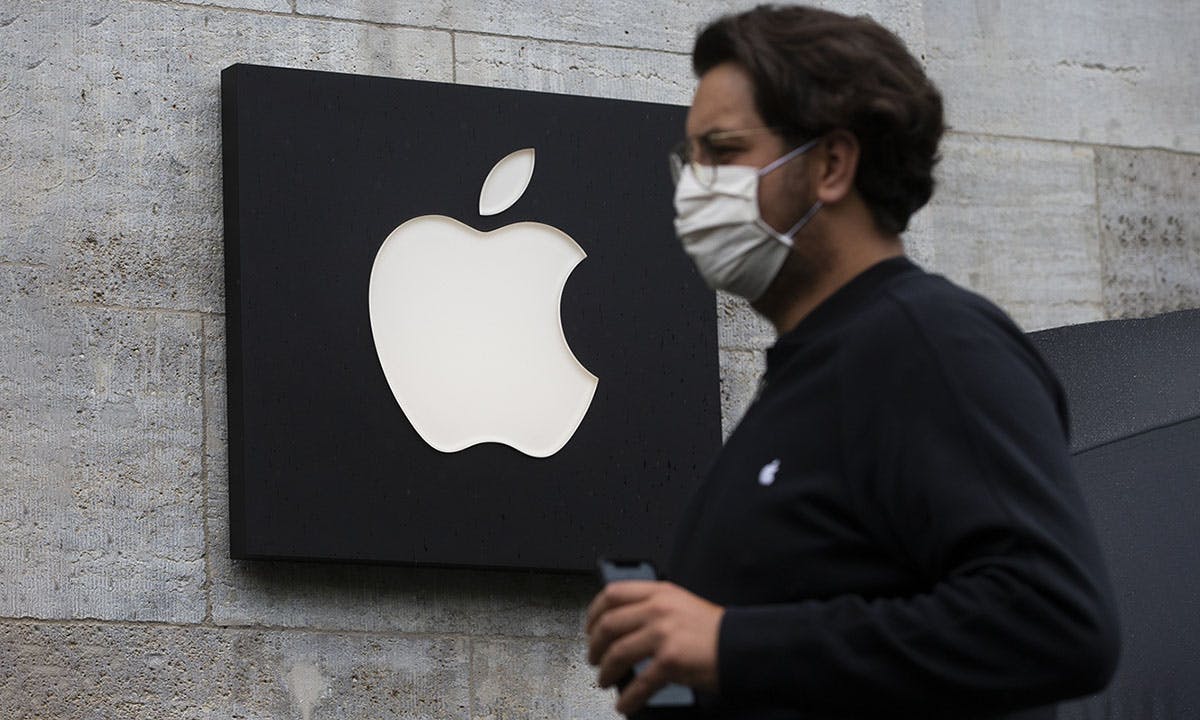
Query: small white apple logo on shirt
[
  {"left": 758, "top": 459, "right": 781, "bottom": 486},
  {"left": 368, "top": 148, "right": 598, "bottom": 458}
]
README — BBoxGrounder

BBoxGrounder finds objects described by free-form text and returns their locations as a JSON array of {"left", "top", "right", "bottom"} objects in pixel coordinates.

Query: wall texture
[{"left": 1, "top": 1, "right": 1197, "bottom": 717}]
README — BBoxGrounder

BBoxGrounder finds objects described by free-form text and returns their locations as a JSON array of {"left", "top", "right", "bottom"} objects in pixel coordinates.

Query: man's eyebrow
[{"left": 689, "top": 127, "right": 735, "bottom": 142}]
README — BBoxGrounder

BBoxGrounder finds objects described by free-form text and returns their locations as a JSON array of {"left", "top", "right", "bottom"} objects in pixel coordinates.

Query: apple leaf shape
[{"left": 479, "top": 148, "right": 535, "bottom": 216}]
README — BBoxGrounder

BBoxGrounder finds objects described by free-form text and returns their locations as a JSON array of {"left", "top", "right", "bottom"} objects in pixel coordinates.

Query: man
[{"left": 585, "top": 6, "right": 1120, "bottom": 719}]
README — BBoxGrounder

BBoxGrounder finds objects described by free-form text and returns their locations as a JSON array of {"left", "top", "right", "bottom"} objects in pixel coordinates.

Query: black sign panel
[{"left": 221, "top": 64, "right": 720, "bottom": 572}]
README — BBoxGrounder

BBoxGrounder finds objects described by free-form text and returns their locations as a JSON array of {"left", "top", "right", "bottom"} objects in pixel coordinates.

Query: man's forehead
[{"left": 685, "top": 63, "right": 762, "bottom": 136}]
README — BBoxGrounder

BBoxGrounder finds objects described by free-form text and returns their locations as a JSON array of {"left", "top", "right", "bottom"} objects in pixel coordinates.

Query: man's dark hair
[{"left": 693, "top": 5, "right": 944, "bottom": 235}]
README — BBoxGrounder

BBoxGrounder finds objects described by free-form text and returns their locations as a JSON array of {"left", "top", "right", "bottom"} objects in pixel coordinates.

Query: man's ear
[{"left": 813, "top": 129, "right": 860, "bottom": 205}]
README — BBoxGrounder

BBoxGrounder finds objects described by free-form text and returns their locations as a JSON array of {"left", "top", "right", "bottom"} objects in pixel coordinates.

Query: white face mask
[{"left": 673, "top": 139, "right": 822, "bottom": 302}]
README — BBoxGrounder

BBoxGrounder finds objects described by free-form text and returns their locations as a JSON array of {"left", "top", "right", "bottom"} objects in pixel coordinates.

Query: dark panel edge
[
  {"left": 232, "top": 549, "right": 594, "bottom": 576},
  {"left": 221, "top": 63, "right": 247, "bottom": 559},
  {"left": 225, "top": 62, "right": 689, "bottom": 112},
  {"left": 1070, "top": 413, "right": 1200, "bottom": 459}
]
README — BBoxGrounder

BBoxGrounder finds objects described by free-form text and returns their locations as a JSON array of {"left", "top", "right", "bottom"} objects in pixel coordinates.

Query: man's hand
[{"left": 585, "top": 580, "right": 724, "bottom": 715}]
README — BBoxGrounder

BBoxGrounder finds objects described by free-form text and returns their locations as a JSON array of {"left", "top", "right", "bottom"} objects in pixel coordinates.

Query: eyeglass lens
[{"left": 669, "top": 142, "right": 718, "bottom": 187}]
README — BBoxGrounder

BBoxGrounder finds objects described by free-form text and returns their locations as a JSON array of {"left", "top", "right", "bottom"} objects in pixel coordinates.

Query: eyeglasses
[{"left": 668, "top": 126, "right": 786, "bottom": 187}]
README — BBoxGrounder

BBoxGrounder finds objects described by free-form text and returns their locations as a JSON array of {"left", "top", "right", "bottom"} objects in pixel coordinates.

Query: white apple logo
[{"left": 368, "top": 148, "right": 598, "bottom": 458}]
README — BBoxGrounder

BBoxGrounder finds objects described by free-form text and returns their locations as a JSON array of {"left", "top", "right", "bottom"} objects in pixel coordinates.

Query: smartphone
[{"left": 596, "top": 559, "right": 696, "bottom": 712}]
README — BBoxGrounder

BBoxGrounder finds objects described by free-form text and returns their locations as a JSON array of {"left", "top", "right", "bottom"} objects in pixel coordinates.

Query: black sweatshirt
[{"left": 667, "top": 256, "right": 1120, "bottom": 719}]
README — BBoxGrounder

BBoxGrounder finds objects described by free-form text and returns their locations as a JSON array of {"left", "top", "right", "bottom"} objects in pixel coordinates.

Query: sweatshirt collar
[{"left": 765, "top": 255, "right": 920, "bottom": 371}]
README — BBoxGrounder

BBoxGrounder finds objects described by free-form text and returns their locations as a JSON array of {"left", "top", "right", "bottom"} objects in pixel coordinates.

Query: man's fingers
[
  {"left": 585, "top": 580, "right": 659, "bottom": 634},
  {"left": 586, "top": 600, "right": 653, "bottom": 665},
  {"left": 597, "top": 624, "right": 660, "bottom": 689},
  {"left": 616, "top": 659, "right": 670, "bottom": 716}
]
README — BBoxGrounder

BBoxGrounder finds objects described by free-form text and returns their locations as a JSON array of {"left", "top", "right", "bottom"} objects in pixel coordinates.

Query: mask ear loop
[
  {"left": 757, "top": 138, "right": 820, "bottom": 177},
  {"left": 778, "top": 200, "right": 823, "bottom": 246},
  {"left": 756, "top": 137, "right": 823, "bottom": 247},
  {"left": 756, "top": 199, "right": 823, "bottom": 248}
]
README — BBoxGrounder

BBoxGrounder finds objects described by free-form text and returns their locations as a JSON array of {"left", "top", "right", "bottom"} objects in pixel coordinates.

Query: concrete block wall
[{"left": 0, "top": 1, "right": 1196, "bottom": 717}]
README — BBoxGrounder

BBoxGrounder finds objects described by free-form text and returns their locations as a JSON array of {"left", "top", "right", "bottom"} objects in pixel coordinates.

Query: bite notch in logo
[{"left": 368, "top": 148, "right": 598, "bottom": 458}]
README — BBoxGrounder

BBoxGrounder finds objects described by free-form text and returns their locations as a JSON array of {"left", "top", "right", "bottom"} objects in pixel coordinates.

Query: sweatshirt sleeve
[{"left": 713, "top": 299, "right": 1121, "bottom": 717}]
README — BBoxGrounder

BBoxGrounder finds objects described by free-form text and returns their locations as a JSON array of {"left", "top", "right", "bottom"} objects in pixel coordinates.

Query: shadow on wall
[{"left": 213, "top": 547, "right": 598, "bottom": 637}]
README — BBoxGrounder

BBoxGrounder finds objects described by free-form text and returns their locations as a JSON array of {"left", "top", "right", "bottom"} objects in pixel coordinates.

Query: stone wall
[{"left": 1, "top": 1, "right": 1196, "bottom": 717}]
